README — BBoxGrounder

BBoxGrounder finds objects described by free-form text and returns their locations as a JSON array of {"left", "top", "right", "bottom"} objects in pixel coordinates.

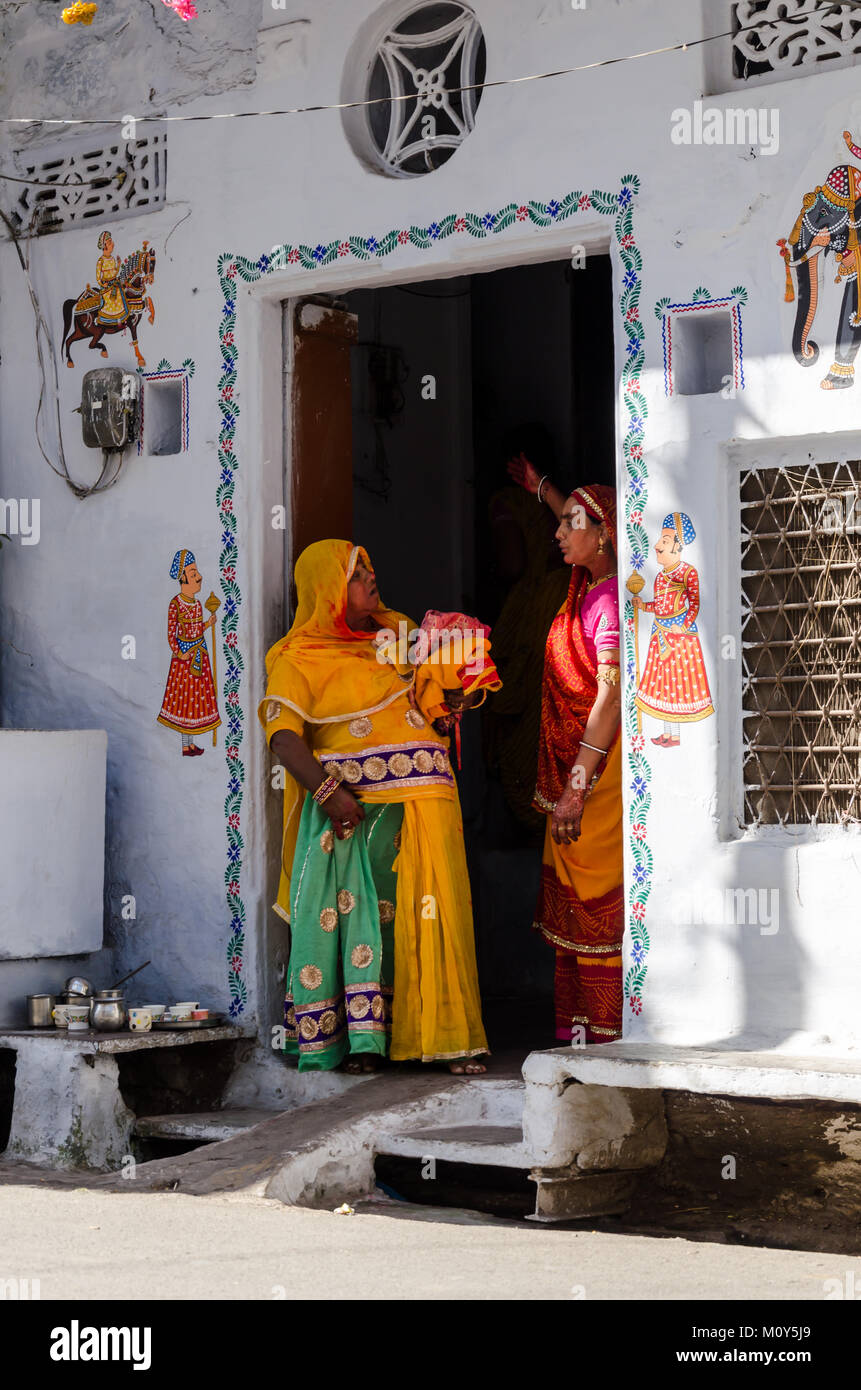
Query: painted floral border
[
  {"left": 136, "top": 357, "right": 193, "bottom": 454},
  {"left": 654, "top": 286, "right": 748, "bottom": 397},
  {"left": 216, "top": 175, "right": 651, "bottom": 1020}
]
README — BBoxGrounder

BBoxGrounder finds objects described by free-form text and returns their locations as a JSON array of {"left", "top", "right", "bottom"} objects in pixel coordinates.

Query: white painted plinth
[
  {"left": 5, "top": 1035, "right": 134, "bottom": 1170},
  {"left": 0, "top": 730, "right": 106, "bottom": 960}
]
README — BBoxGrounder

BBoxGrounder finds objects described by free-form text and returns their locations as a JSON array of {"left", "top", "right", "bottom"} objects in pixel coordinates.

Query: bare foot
[
  {"left": 342, "top": 1055, "right": 382, "bottom": 1074},
  {"left": 448, "top": 1057, "right": 488, "bottom": 1075}
]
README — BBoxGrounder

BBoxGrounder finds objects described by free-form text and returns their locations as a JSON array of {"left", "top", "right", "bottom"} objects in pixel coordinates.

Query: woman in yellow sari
[
  {"left": 259, "top": 539, "right": 490, "bottom": 1074},
  {"left": 509, "top": 461, "right": 624, "bottom": 1042}
]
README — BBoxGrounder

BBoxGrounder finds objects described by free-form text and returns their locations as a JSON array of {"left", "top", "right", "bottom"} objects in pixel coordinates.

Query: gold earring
[{"left": 597, "top": 537, "right": 606, "bottom": 554}]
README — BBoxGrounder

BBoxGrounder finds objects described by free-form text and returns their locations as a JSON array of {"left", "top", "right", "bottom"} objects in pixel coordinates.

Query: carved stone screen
[
  {"left": 12, "top": 132, "right": 167, "bottom": 235},
  {"left": 732, "top": 1, "right": 861, "bottom": 84}
]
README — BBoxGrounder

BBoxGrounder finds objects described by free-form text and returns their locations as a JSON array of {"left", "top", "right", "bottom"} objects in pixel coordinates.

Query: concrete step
[
  {"left": 133, "top": 1109, "right": 284, "bottom": 1144},
  {"left": 524, "top": 1043, "right": 861, "bottom": 1104},
  {"left": 377, "top": 1123, "right": 528, "bottom": 1169}
]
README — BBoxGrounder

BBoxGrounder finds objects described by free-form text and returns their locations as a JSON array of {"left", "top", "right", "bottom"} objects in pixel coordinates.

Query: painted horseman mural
[
  {"left": 62, "top": 230, "right": 156, "bottom": 369},
  {"left": 779, "top": 130, "right": 861, "bottom": 391}
]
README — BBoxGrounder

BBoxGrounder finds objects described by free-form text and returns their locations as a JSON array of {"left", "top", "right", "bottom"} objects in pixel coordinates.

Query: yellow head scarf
[
  {"left": 263, "top": 539, "right": 416, "bottom": 721},
  {"left": 260, "top": 539, "right": 418, "bottom": 919}
]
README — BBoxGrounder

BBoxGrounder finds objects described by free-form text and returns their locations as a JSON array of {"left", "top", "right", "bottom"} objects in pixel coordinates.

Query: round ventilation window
[{"left": 344, "top": 2, "right": 487, "bottom": 179}]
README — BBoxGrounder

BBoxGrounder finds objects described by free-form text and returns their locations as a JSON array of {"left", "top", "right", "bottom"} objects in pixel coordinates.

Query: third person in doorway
[{"left": 508, "top": 459, "right": 624, "bottom": 1043}]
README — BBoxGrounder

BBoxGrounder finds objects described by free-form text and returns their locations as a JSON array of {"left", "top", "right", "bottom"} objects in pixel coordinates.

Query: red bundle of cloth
[{"left": 415, "top": 609, "right": 502, "bottom": 767}]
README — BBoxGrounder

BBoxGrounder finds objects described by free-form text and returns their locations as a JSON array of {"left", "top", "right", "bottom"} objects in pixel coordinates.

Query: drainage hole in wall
[{"left": 374, "top": 1153, "right": 534, "bottom": 1220}]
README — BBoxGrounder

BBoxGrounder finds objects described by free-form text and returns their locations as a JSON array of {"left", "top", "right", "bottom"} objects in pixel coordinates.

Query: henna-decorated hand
[{"left": 506, "top": 451, "right": 542, "bottom": 495}]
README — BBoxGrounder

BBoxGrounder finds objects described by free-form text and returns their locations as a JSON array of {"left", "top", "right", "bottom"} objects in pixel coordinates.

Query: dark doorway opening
[{"left": 298, "top": 254, "right": 616, "bottom": 1049}]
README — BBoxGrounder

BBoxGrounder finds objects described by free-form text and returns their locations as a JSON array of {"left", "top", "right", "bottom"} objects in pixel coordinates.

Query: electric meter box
[{"left": 80, "top": 368, "right": 140, "bottom": 450}]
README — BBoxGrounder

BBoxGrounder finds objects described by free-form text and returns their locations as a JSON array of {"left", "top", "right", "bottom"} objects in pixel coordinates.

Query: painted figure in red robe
[
  {"left": 633, "top": 512, "right": 714, "bottom": 748},
  {"left": 157, "top": 548, "right": 221, "bottom": 755}
]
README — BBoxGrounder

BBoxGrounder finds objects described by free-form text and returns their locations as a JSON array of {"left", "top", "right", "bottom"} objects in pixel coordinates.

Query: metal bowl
[
  {"left": 64, "top": 976, "right": 93, "bottom": 997},
  {"left": 60, "top": 992, "right": 92, "bottom": 1008}
]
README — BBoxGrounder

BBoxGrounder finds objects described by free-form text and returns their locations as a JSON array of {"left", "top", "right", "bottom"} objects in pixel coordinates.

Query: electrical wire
[
  {"left": 0, "top": 1, "right": 852, "bottom": 129},
  {"left": 0, "top": 203, "right": 129, "bottom": 498},
  {"left": 0, "top": 0, "right": 854, "bottom": 498},
  {"left": 0, "top": 170, "right": 124, "bottom": 187}
]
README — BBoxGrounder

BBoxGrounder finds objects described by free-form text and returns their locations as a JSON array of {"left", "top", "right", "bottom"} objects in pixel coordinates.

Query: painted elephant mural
[{"left": 778, "top": 131, "right": 861, "bottom": 391}]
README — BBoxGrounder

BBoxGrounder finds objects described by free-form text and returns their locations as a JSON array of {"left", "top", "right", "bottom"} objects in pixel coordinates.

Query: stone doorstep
[
  {"left": 523, "top": 1043, "right": 861, "bottom": 1104},
  {"left": 0, "top": 1025, "right": 247, "bottom": 1053},
  {"left": 133, "top": 1109, "right": 284, "bottom": 1144},
  {"left": 377, "top": 1123, "right": 527, "bottom": 1169},
  {"left": 66, "top": 1071, "right": 529, "bottom": 1203}
]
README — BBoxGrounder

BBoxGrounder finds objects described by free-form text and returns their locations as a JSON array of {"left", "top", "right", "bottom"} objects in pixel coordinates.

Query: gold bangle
[
  {"left": 597, "top": 664, "right": 621, "bottom": 686},
  {"left": 312, "top": 775, "right": 340, "bottom": 806}
]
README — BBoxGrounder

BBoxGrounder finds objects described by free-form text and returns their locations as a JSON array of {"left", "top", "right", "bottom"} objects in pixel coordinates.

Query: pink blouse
[{"left": 579, "top": 576, "right": 620, "bottom": 667}]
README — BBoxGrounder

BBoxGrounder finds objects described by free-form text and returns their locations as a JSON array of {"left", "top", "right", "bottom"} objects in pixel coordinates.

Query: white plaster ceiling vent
[
  {"left": 342, "top": 1, "right": 486, "bottom": 178},
  {"left": 11, "top": 132, "right": 167, "bottom": 236}
]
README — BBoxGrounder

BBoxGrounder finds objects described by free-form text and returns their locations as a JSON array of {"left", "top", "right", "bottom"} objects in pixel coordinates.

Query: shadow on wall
[{"left": 650, "top": 375, "right": 807, "bottom": 1052}]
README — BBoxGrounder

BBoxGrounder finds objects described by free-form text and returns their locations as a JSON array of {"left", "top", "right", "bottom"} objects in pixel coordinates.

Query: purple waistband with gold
[{"left": 317, "top": 741, "right": 454, "bottom": 793}]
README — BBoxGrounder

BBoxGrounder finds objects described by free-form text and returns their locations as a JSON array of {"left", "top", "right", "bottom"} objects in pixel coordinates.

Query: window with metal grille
[
  {"left": 11, "top": 133, "right": 166, "bottom": 236},
  {"left": 741, "top": 459, "right": 861, "bottom": 826}
]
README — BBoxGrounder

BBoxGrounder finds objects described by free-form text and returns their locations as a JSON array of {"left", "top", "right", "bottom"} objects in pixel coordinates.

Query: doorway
[{"left": 283, "top": 252, "right": 616, "bottom": 1048}]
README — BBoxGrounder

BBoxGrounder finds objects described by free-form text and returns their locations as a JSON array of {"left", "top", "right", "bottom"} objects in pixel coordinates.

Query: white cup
[
  {"left": 67, "top": 1005, "right": 90, "bottom": 1031},
  {"left": 52, "top": 1004, "right": 70, "bottom": 1028},
  {"left": 129, "top": 1009, "right": 152, "bottom": 1033},
  {"left": 138, "top": 1004, "right": 166, "bottom": 1019}
]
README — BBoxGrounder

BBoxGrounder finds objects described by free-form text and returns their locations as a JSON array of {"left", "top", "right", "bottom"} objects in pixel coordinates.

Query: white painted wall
[
  {"left": 0, "top": 731, "right": 106, "bottom": 961},
  {"left": 1, "top": 0, "right": 860, "bottom": 1064}
]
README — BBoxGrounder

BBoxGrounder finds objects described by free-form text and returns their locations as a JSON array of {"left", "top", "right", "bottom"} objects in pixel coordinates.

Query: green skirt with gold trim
[{"left": 284, "top": 796, "right": 403, "bottom": 1071}]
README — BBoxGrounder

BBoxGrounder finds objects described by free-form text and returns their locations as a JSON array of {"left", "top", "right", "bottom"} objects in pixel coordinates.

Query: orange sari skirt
[{"left": 534, "top": 737, "right": 624, "bottom": 1042}]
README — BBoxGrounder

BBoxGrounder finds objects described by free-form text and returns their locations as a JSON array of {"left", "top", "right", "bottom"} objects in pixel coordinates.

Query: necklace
[{"left": 585, "top": 571, "right": 617, "bottom": 594}]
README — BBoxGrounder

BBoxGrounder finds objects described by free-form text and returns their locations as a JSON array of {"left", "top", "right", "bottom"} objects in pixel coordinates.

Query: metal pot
[
  {"left": 91, "top": 994, "right": 126, "bottom": 1032},
  {"left": 64, "top": 976, "right": 93, "bottom": 997},
  {"left": 60, "top": 991, "right": 92, "bottom": 1011},
  {"left": 27, "top": 994, "right": 55, "bottom": 1028}
]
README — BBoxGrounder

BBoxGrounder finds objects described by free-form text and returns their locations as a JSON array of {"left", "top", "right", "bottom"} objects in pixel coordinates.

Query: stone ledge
[
  {"left": 0, "top": 1025, "right": 247, "bottom": 1053},
  {"left": 523, "top": 1043, "right": 861, "bottom": 1104}
]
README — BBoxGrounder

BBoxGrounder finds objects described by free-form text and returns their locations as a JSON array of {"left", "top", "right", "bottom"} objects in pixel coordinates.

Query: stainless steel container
[
  {"left": 91, "top": 994, "right": 126, "bottom": 1032},
  {"left": 27, "top": 994, "right": 56, "bottom": 1028},
  {"left": 64, "top": 976, "right": 93, "bottom": 997}
]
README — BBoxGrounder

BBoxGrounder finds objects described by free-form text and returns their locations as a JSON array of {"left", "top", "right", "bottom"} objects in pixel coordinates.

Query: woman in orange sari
[{"left": 509, "top": 461, "right": 624, "bottom": 1042}]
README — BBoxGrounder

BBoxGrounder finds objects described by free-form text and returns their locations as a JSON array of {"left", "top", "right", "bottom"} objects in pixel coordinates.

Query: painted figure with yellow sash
[{"left": 633, "top": 511, "right": 714, "bottom": 748}]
